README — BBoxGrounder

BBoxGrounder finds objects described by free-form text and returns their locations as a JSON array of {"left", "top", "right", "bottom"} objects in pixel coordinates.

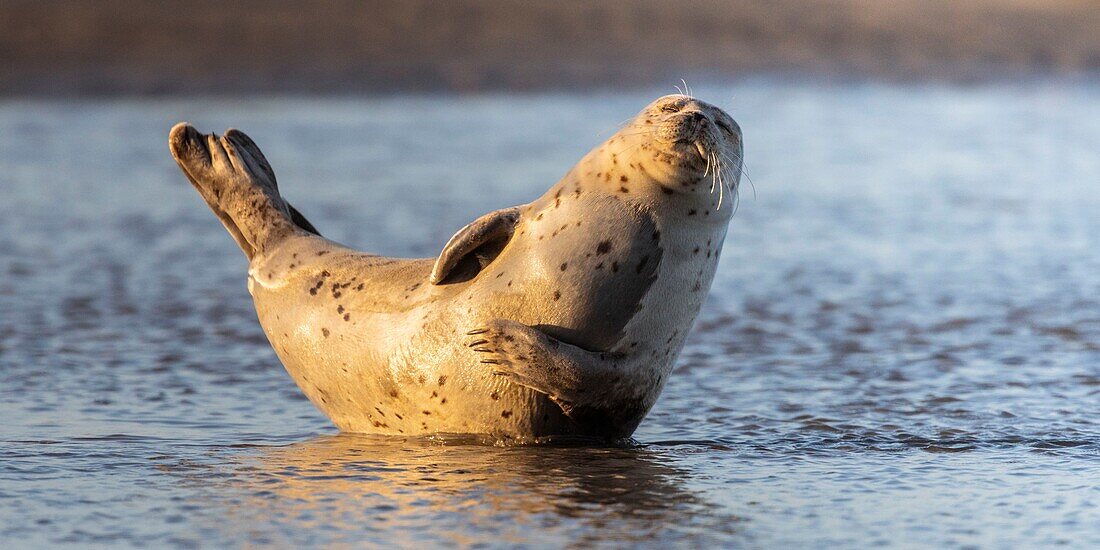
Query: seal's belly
[{"left": 472, "top": 195, "right": 662, "bottom": 351}]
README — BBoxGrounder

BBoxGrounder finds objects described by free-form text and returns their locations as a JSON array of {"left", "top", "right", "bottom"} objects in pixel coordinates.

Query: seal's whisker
[
  {"left": 716, "top": 154, "right": 726, "bottom": 211},
  {"left": 608, "top": 140, "right": 646, "bottom": 158},
  {"left": 597, "top": 115, "right": 660, "bottom": 138},
  {"left": 614, "top": 123, "right": 659, "bottom": 134},
  {"left": 707, "top": 152, "right": 717, "bottom": 197},
  {"left": 611, "top": 122, "right": 651, "bottom": 134},
  {"left": 612, "top": 130, "right": 659, "bottom": 138},
  {"left": 717, "top": 151, "right": 749, "bottom": 189},
  {"left": 676, "top": 78, "right": 695, "bottom": 99},
  {"left": 609, "top": 122, "right": 659, "bottom": 137},
  {"left": 718, "top": 151, "right": 756, "bottom": 201}
]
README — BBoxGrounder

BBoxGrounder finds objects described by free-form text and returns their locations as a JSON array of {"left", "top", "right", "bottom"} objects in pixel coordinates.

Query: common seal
[{"left": 168, "top": 94, "right": 743, "bottom": 440}]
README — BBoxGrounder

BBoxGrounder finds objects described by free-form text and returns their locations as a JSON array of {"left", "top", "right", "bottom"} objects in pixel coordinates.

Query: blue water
[{"left": 1, "top": 80, "right": 1099, "bottom": 547}]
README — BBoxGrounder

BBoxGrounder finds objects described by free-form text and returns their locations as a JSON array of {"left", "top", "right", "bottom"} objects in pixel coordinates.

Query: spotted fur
[{"left": 168, "top": 94, "right": 743, "bottom": 440}]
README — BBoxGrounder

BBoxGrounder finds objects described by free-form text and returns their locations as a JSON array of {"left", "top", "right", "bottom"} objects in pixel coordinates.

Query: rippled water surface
[{"left": 2, "top": 81, "right": 1099, "bottom": 547}]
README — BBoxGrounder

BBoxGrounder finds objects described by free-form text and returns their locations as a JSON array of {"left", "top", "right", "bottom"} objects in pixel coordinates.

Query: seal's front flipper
[
  {"left": 466, "top": 319, "right": 626, "bottom": 415},
  {"left": 430, "top": 207, "right": 520, "bottom": 284}
]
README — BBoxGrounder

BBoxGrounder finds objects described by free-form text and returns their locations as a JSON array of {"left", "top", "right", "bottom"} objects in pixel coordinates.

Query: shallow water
[{"left": 1, "top": 81, "right": 1099, "bottom": 547}]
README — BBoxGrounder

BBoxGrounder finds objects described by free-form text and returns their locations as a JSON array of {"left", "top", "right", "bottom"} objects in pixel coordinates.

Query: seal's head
[{"left": 605, "top": 94, "right": 743, "bottom": 206}]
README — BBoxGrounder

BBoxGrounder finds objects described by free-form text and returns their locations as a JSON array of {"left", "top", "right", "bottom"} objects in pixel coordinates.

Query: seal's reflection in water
[{"left": 191, "top": 434, "right": 744, "bottom": 545}]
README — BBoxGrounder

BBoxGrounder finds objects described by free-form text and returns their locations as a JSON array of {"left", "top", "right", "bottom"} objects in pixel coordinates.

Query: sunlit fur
[
  {"left": 168, "top": 94, "right": 747, "bottom": 440},
  {"left": 601, "top": 94, "right": 744, "bottom": 211}
]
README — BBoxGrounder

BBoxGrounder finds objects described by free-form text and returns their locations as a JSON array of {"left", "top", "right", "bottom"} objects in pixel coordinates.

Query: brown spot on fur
[
  {"left": 560, "top": 262, "right": 568, "bottom": 271},
  {"left": 596, "top": 241, "right": 612, "bottom": 255},
  {"left": 343, "top": 313, "right": 351, "bottom": 321},
  {"left": 438, "top": 376, "right": 447, "bottom": 386},
  {"left": 688, "top": 209, "right": 697, "bottom": 216},
  {"left": 501, "top": 410, "right": 513, "bottom": 418},
  {"left": 490, "top": 391, "right": 500, "bottom": 400},
  {"left": 321, "top": 328, "right": 330, "bottom": 337},
  {"left": 611, "top": 262, "right": 619, "bottom": 273},
  {"left": 553, "top": 290, "right": 561, "bottom": 300}
]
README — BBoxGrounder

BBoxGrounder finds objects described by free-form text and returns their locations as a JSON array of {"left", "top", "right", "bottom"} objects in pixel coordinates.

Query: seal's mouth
[
  {"left": 664, "top": 137, "right": 713, "bottom": 167},
  {"left": 693, "top": 141, "right": 708, "bottom": 160},
  {"left": 625, "top": 94, "right": 743, "bottom": 196}
]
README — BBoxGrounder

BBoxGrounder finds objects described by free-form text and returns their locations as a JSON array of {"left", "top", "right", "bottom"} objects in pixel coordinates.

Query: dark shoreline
[{"left": 2, "top": 0, "right": 1098, "bottom": 97}]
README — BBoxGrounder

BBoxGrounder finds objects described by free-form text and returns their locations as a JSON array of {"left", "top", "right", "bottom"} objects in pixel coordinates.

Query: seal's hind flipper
[
  {"left": 430, "top": 207, "right": 520, "bottom": 285},
  {"left": 169, "top": 123, "right": 303, "bottom": 260},
  {"left": 288, "top": 203, "right": 320, "bottom": 236},
  {"left": 222, "top": 128, "right": 319, "bottom": 237}
]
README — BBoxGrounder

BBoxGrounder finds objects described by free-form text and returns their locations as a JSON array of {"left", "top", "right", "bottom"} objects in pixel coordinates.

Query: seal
[{"left": 168, "top": 94, "right": 743, "bottom": 440}]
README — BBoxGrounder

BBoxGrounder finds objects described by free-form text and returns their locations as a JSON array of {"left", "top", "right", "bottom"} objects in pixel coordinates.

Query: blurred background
[
  {"left": 3, "top": 0, "right": 1099, "bottom": 95},
  {"left": 2, "top": 1, "right": 1100, "bottom": 548}
]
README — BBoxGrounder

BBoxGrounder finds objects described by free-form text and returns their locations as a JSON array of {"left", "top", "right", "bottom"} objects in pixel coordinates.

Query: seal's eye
[{"left": 659, "top": 103, "right": 680, "bottom": 113}]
